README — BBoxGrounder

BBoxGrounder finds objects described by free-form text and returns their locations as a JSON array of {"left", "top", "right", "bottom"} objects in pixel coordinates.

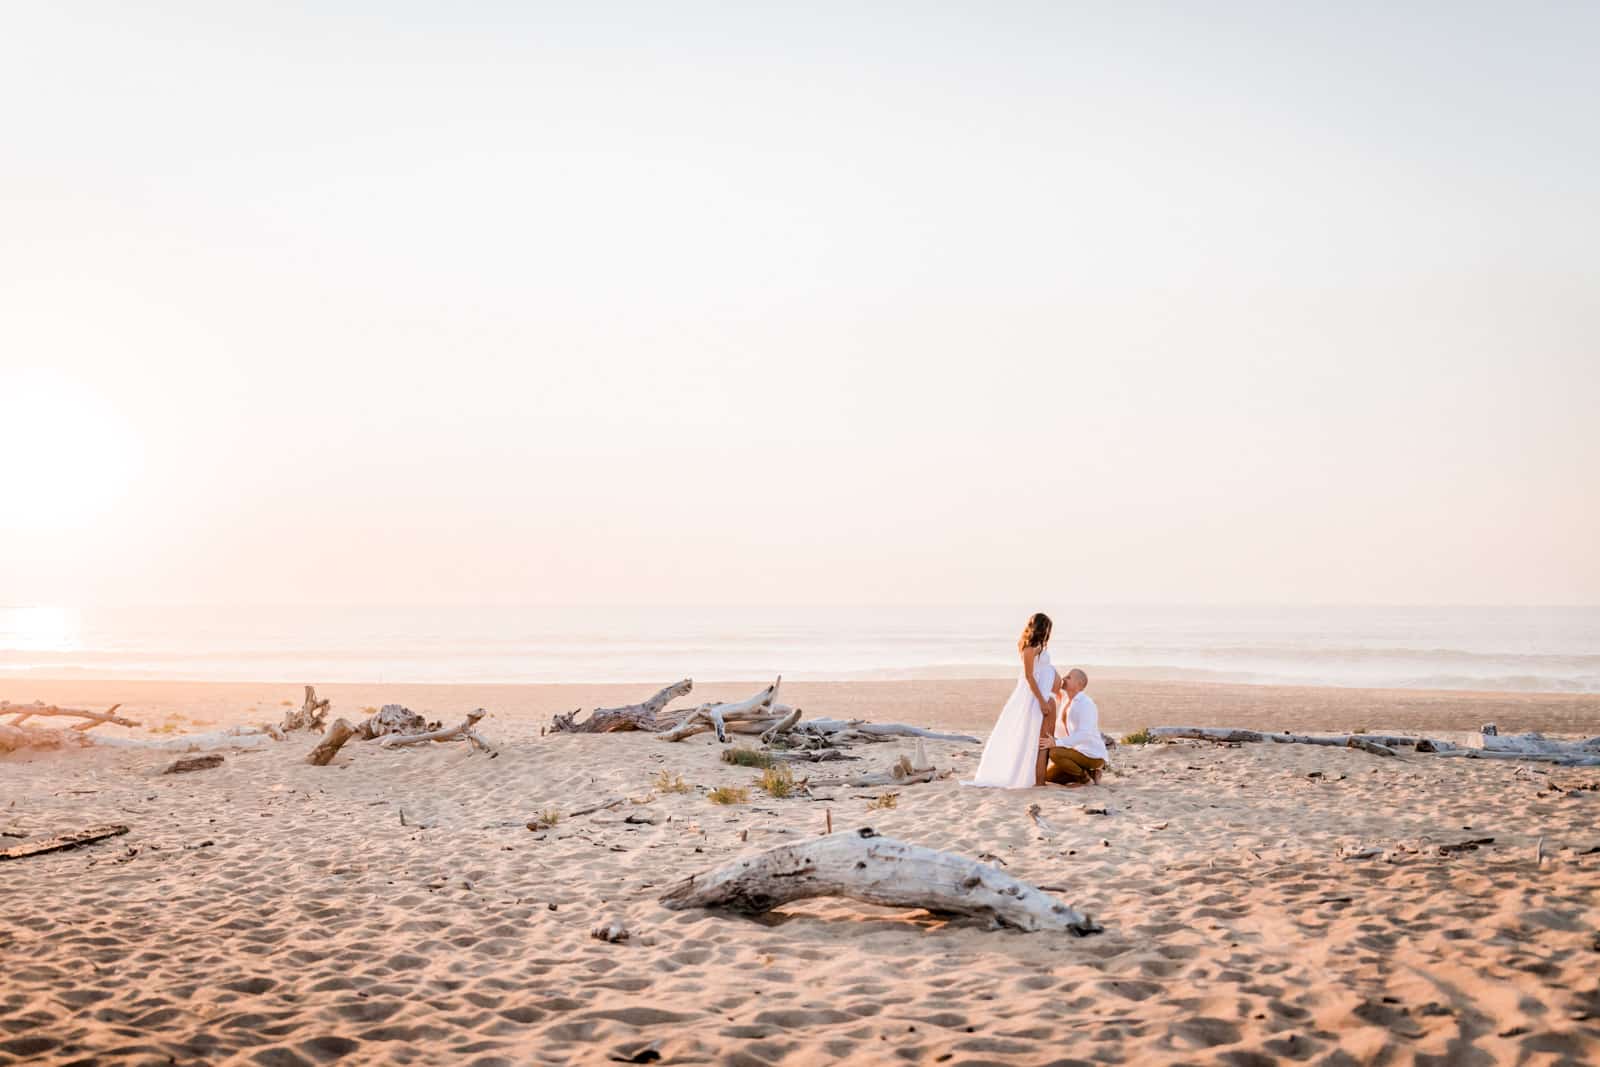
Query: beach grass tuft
[
  {"left": 653, "top": 770, "right": 692, "bottom": 794},
  {"left": 721, "top": 747, "right": 774, "bottom": 768},
  {"left": 865, "top": 793, "right": 898, "bottom": 810},
  {"left": 708, "top": 785, "right": 750, "bottom": 805},
  {"left": 1120, "top": 727, "right": 1154, "bottom": 745},
  {"left": 757, "top": 765, "right": 797, "bottom": 798}
]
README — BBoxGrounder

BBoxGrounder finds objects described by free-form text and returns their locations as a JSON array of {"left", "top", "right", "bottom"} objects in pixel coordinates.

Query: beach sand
[{"left": 3, "top": 677, "right": 1598, "bottom": 1065}]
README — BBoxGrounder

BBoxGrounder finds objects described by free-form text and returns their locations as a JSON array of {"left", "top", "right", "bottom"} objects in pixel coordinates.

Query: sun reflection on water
[{"left": 1, "top": 605, "right": 79, "bottom": 653}]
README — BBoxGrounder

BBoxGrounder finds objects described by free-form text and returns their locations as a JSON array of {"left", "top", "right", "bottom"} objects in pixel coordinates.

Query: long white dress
[{"left": 966, "top": 647, "right": 1056, "bottom": 788}]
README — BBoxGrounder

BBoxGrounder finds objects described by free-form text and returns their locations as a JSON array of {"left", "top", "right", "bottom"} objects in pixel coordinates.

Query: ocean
[{"left": 1, "top": 604, "right": 1597, "bottom": 693}]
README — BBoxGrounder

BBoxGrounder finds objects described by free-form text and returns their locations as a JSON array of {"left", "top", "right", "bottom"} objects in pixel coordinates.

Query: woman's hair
[{"left": 1017, "top": 612, "right": 1053, "bottom": 652}]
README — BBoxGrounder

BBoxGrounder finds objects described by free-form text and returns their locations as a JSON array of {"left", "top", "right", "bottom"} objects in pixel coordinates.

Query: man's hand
[{"left": 1038, "top": 736, "right": 1053, "bottom": 751}]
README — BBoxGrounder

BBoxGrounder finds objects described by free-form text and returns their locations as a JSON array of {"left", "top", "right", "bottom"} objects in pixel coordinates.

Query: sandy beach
[{"left": 3, "top": 676, "right": 1598, "bottom": 1065}]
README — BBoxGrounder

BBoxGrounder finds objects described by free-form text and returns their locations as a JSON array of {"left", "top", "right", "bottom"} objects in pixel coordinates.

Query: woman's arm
[{"left": 1022, "top": 647, "right": 1055, "bottom": 717}]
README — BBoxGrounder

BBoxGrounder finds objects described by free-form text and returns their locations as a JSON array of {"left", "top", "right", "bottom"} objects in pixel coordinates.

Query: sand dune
[{"left": 2, "top": 678, "right": 1598, "bottom": 1065}]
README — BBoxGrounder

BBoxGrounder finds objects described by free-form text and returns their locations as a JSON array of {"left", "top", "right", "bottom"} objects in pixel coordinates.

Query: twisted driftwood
[
  {"left": 659, "top": 679, "right": 784, "bottom": 743},
  {"left": 355, "top": 704, "right": 435, "bottom": 740},
  {"left": 550, "top": 679, "right": 694, "bottom": 733},
  {"left": 660, "top": 828, "right": 1100, "bottom": 934},
  {"left": 281, "top": 686, "right": 331, "bottom": 733}
]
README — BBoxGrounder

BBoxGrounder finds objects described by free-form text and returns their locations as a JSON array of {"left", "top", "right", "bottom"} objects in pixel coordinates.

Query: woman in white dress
[{"left": 966, "top": 613, "right": 1058, "bottom": 788}]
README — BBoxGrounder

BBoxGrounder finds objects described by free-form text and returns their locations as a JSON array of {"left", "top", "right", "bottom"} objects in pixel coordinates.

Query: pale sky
[{"left": 2, "top": 2, "right": 1596, "bottom": 607}]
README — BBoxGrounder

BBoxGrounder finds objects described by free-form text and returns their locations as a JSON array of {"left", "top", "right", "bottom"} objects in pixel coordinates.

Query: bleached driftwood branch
[
  {"left": 659, "top": 679, "right": 783, "bottom": 743},
  {"left": 801, "top": 719, "right": 979, "bottom": 744},
  {"left": 379, "top": 709, "right": 495, "bottom": 754},
  {"left": 760, "top": 706, "right": 803, "bottom": 745},
  {"left": 280, "top": 686, "right": 331, "bottom": 733},
  {"left": 1152, "top": 725, "right": 1600, "bottom": 766},
  {"left": 0, "top": 702, "right": 140, "bottom": 731},
  {"left": 659, "top": 828, "right": 1101, "bottom": 934},
  {"left": 550, "top": 679, "right": 695, "bottom": 733}
]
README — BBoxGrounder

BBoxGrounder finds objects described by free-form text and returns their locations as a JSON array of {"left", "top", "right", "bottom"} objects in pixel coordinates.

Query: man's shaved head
[{"left": 1068, "top": 668, "right": 1088, "bottom": 688}]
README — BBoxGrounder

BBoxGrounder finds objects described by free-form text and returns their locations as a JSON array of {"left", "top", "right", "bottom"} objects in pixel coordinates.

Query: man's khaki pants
[{"left": 1045, "top": 746, "right": 1104, "bottom": 785}]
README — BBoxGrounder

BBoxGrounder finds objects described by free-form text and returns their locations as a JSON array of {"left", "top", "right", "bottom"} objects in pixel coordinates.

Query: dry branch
[
  {"left": 550, "top": 679, "right": 695, "bottom": 733},
  {"left": 660, "top": 827, "right": 1100, "bottom": 933},
  {"left": 1, "top": 824, "right": 129, "bottom": 861},
  {"left": 307, "top": 718, "right": 357, "bottom": 765}
]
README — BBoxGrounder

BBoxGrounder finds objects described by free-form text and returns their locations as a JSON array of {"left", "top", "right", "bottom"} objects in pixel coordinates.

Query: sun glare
[{"left": 2, "top": 370, "right": 137, "bottom": 528}]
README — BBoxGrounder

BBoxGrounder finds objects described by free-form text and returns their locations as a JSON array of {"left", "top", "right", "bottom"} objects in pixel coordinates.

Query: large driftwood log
[
  {"left": 659, "top": 680, "right": 783, "bottom": 743},
  {"left": 0, "top": 702, "right": 139, "bottom": 731},
  {"left": 1151, "top": 726, "right": 1422, "bottom": 749},
  {"left": 659, "top": 828, "right": 1100, "bottom": 934},
  {"left": 1470, "top": 731, "right": 1600, "bottom": 755},
  {"left": 378, "top": 709, "right": 494, "bottom": 754},
  {"left": 550, "top": 679, "right": 695, "bottom": 733},
  {"left": 1435, "top": 749, "right": 1600, "bottom": 767},
  {"left": 1346, "top": 737, "right": 1398, "bottom": 758},
  {"left": 1, "top": 824, "right": 129, "bottom": 861},
  {"left": 307, "top": 718, "right": 358, "bottom": 765},
  {"left": 281, "top": 686, "right": 331, "bottom": 733}
]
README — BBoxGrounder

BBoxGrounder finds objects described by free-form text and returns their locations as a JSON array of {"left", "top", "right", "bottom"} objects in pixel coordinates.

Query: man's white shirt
[{"left": 1054, "top": 691, "right": 1107, "bottom": 760}]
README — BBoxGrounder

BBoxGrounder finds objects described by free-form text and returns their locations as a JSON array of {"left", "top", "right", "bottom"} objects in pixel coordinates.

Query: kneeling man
[{"left": 1038, "top": 668, "right": 1105, "bottom": 785}]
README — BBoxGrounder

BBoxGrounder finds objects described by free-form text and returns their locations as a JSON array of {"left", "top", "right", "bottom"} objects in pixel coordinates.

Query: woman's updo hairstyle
[{"left": 1017, "top": 612, "right": 1053, "bottom": 652}]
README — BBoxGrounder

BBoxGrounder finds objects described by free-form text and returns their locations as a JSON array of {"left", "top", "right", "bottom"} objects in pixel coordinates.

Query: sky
[{"left": 2, "top": 2, "right": 1596, "bottom": 608}]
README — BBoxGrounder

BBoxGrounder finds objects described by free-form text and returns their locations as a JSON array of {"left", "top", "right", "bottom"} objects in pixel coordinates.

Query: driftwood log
[
  {"left": 306, "top": 718, "right": 358, "bottom": 765},
  {"left": 1151, "top": 726, "right": 1422, "bottom": 749},
  {"left": 1, "top": 824, "right": 129, "bottom": 861},
  {"left": 281, "top": 686, "right": 331, "bottom": 733},
  {"left": 162, "top": 754, "right": 224, "bottom": 774},
  {"left": 1153, "top": 725, "right": 1600, "bottom": 765},
  {"left": 660, "top": 828, "right": 1101, "bottom": 934},
  {"left": 379, "top": 709, "right": 494, "bottom": 754},
  {"left": 550, "top": 679, "right": 694, "bottom": 733}
]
